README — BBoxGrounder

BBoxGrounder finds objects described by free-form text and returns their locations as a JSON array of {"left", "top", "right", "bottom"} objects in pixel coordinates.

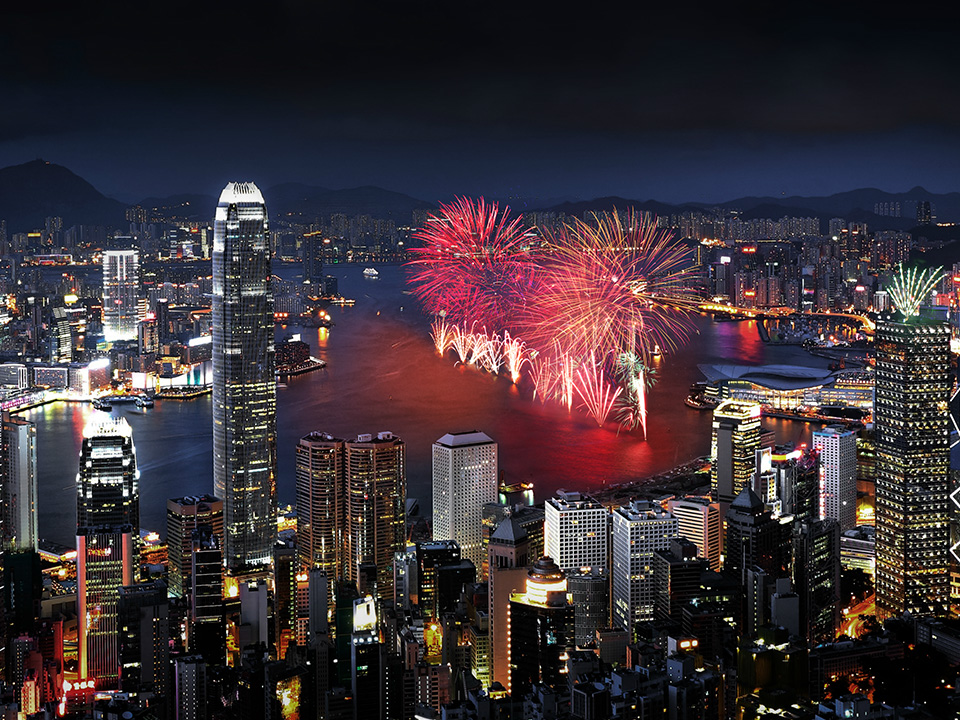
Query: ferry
[
  {"left": 362, "top": 267, "right": 379, "bottom": 279},
  {"left": 135, "top": 395, "right": 154, "bottom": 409},
  {"left": 92, "top": 398, "right": 112, "bottom": 411}
]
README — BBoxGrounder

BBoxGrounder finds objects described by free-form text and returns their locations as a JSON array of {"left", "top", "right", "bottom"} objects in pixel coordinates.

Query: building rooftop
[
  {"left": 700, "top": 363, "right": 835, "bottom": 391},
  {"left": 218, "top": 181, "right": 265, "bottom": 205},
  {"left": 435, "top": 430, "right": 495, "bottom": 447}
]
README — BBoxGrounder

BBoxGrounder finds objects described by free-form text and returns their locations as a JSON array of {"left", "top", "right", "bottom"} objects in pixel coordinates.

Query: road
[{"left": 840, "top": 594, "right": 876, "bottom": 638}]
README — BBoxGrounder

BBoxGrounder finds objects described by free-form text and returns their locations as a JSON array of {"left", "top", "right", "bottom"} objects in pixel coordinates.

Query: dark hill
[{"left": 0, "top": 159, "right": 127, "bottom": 232}]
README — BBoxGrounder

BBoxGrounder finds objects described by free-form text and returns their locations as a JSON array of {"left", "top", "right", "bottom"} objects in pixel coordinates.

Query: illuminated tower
[
  {"left": 77, "top": 418, "right": 139, "bottom": 538},
  {"left": 875, "top": 312, "right": 950, "bottom": 618},
  {"left": 166, "top": 495, "right": 223, "bottom": 598},
  {"left": 295, "top": 433, "right": 345, "bottom": 576},
  {"left": 812, "top": 425, "right": 857, "bottom": 531},
  {"left": 212, "top": 182, "right": 276, "bottom": 569},
  {"left": 544, "top": 490, "right": 608, "bottom": 574},
  {"left": 344, "top": 432, "right": 405, "bottom": 600},
  {"left": 102, "top": 250, "right": 140, "bottom": 342},
  {"left": 710, "top": 400, "right": 761, "bottom": 507},
  {"left": 3, "top": 413, "right": 37, "bottom": 551},
  {"left": 507, "top": 557, "right": 574, "bottom": 697},
  {"left": 432, "top": 431, "right": 498, "bottom": 571}
]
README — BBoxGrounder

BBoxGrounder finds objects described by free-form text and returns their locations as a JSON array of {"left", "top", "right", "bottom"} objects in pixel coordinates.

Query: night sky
[{"left": 3, "top": 3, "right": 960, "bottom": 204}]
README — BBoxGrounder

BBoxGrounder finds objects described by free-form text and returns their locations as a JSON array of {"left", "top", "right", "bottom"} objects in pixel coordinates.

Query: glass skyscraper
[
  {"left": 212, "top": 182, "right": 276, "bottom": 569},
  {"left": 875, "top": 314, "right": 950, "bottom": 618},
  {"left": 102, "top": 249, "right": 140, "bottom": 342},
  {"left": 77, "top": 417, "right": 140, "bottom": 537}
]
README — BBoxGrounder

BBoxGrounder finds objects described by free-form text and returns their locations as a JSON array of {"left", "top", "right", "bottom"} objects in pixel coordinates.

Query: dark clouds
[{"left": 3, "top": 3, "right": 960, "bottom": 202}]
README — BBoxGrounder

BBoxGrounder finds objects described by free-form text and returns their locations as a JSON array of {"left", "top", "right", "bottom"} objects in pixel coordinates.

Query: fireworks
[
  {"left": 408, "top": 197, "right": 538, "bottom": 330},
  {"left": 408, "top": 201, "right": 698, "bottom": 433},
  {"left": 888, "top": 263, "right": 943, "bottom": 318}
]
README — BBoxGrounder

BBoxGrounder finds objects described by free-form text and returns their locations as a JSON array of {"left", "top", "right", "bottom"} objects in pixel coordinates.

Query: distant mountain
[
  {"left": 535, "top": 196, "right": 692, "bottom": 218},
  {"left": 137, "top": 194, "right": 218, "bottom": 222},
  {"left": 0, "top": 159, "right": 126, "bottom": 232},
  {"left": 266, "top": 184, "right": 434, "bottom": 223}
]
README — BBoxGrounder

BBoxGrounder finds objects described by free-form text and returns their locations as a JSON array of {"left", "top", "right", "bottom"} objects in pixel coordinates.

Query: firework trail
[
  {"left": 574, "top": 353, "right": 622, "bottom": 427},
  {"left": 408, "top": 197, "right": 538, "bottom": 330},
  {"left": 615, "top": 352, "right": 657, "bottom": 437},
  {"left": 450, "top": 325, "right": 473, "bottom": 364},
  {"left": 430, "top": 317, "right": 455, "bottom": 356},
  {"left": 501, "top": 331, "right": 528, "bottom": 384},
  {"left": 888, "top": 263, "right": 943, "bottom": 318}
]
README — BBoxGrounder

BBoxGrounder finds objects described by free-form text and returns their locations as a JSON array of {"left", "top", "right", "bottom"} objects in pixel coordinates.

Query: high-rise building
[
  {"left": 174, "top": 656, "right": 207, "bottom": 720},
  {"left": 875, "top": 313, "right": 950, "bottom": 618},
  {"left": 813, "top": 425, "right": 857, "bottom": 531},
  {"left": 3, "top": 414, "right": 37, "bottom": 551},
  {"left": 792, "top": 519, "right": 841, "bottom": 645},
  {"left": 118, "top": 580, "right": 169, "bottom": 696},
  {"left": 652, "top": 538, "right": 704, "bottom": 623},
  {"left": 77, "top": 526, "right": 134, "bottom": 687},
  {"left": 432, "top": 431, "right": 498, "bottom": 571},
  {"left": 665, "top": 496, "right": 721, "bottom": 571},
  {"left": 189, "top": 527, "right": 223, "bottom": 661},
  {"left": 212, "top": 182, "right": 276, "bottom": 569},
  {"left": 77, "top": 418, "right": 139, "bottom": 538},
  {"left": 166, "top": 495, "right": 223, "bottom": 598},
  {"left": 567, "top": 568, "right": 609, "bottom": 647},
  {"left": 344, "top": 432, "right": 405, "bottom": 600},
  {"left": 723, "top": 487, "right": 792, "bottom": 583},
  {"left": 711, "top": 400, "right": 762, "bottom": 507},
  {"left": 544, "top": 490, "right": 608, "bottom": 574},
  {"left": 295, "top": 432, "right": 344, "bottom": 576},
  {"left": 50, "top": 308, "right": 72, "bottom": 363},
  {"left": 611, "top": 500, "right": 678, "bottom": 637},
  {"left": 102, "top": 250, "right": 140, "bottom": 342},
  {"left": 507, "top": 557, "right": 575, "bottom": 697}
]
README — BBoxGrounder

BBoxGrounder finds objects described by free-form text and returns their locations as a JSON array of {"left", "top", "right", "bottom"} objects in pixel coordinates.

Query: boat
[
  {"left": 362, "top": 267, "right": 379, "bottom": 278},
  {"left": 92, "top": 398, "right": 112, "bottom": 411},
  {"left": 135, "top": 396, "right": 154, "bottom": 408}
]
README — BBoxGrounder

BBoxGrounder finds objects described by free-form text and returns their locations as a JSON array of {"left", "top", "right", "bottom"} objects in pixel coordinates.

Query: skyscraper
[
  {"left": 813, "top": 425, "right": 857, "bottom": 531},
  {"left": 166, "top": 495, "right": 223, "bottom": 598},
  {"left": 432, "top": 431, "right": 498, "bottom": 571},
  {"left": 665, "top": 496, "right": 722, "bottom": 572},
  {"left": 875, "top": 314, "right": 950, "bottom": 618},
  {"left": 3, "top": 414, "right": 37, "bottom": 551},
  {"left": 711, "top": 400, "right": 761, "bottom": 507},
  {"left": 212, "top": 182, "right": 276, "bottom": 569},
  {"left": 544, "top": 490, "right": 608, "bottom": 574},
  {"left": 344, "top": 432, "right": 405, "bottom": 599},
  {"left": 295, "top": 432, "right": 345, "bottom": 576},
  {"left": 102, "top": 250, "right": 140, "bottom": 342},
  {"left": 77, "top": 418, "right": 139, "bottom": 537},
  {"left": 611, "top": 500, "right": 678, "bottom": 637}
]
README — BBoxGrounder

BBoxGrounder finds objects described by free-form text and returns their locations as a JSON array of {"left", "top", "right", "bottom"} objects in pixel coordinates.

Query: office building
[
  {"left": 77, "top": 418, "right": 139, "bottom": 537},
  {"left": 711, "top": 400, "right": 762, "bottom": 507},
  {"left": 652, "top": 538, "right": 704, "bottom": 623},
  {"left": 166, "top": 495, "right": 223, "bottom": 598},
  {"left": 77, "top": 526, "right": 134, "bottom": 687},
  {"left": 212, "top": 181, "right": 276, "bottom": 569},
  {"left": 507, "top": 557, "right": 574, "bottom": 696},
  {"left": 50, "top": 308, "right": 72, "bottom": 363},
  {"left": 432, "top": 431, "right": 498, "bottom": 571},
  {"left": 118, "top": 580, "right": 169, "bottom": 696},
  {"left": 723, "top": 487, "right": 792, "bottom": 583},
  {"left": 295, "top": 432, "right": 344, "bottom": 576},
  {"left": 351, "top": 595, "right": 383, "bottom": 718},
  {"left": 665, "top": 496, "right": 721, "bottom": 571},
  {"left": 772, "top": 446, "right": 818, "bottom": 523},
  {"left": 174, "top": 656, "right": 207, "bottom": 720},
  {"left": 344, "top": 432, "right": 405, "bottom": 600},
  {"left": 102, "top": 250, "right": 140, "bottom": 342},
  {"left": 813, "top": 426, "right": 857, "bottom": 531},
  {"left": 875, "top": 313, "right": 951, "bottom": 618},
  {"left": 792, "top": 519, "right": 841, "bottom": 645},
  {"left": 611, "top": 500, "right": 678, "bottom": 637},
  {"left": 3, "top": 414, "right": 37, "bottom": 551},
  {"left": 189, "top": 527, "right": 223, "bottom": 661},
  {"left": 567, "top": 568, "right": 609, "bottom": 647},
  {"left": 544, "top": 490, "right": 608, "bottom": 574}
]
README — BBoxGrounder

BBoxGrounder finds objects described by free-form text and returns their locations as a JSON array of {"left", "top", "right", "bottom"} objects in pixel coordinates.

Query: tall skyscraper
[
  {"left": 813, "top": 425, "right": 857, "bottom": 531},
  {"left": 792, "top": 519, "right": 841, "bottom": 645},
  {"left": 875, "top": 313, "right": 950, "bottom": 618},
  {"left": 118, "top": 580, "right": 169, "bottom": 696},
  {"left": 166, "top": 495, "right": 223, "bottom": 598},
  {"left": 432, "top": 431, "right": 498, "bottom": 571},
  {"left": 212, "top": 182, "right": 276, "bottom": 569},
  {"left": 102, "top": 250, "right": 140, "bottom": 342},
  {"left": 544, "top": 490, "right": 608, "bottom": 574},
  {"left": 295, "top": 432, "right": 345, "bottom": 576},
  {"left": 344, "top": 432, "right": 405, "bottom": 599},
  {"left": 711, "top": 400, "right": 761, "bottom": 507},
  {"left": 665, "top": 496, "right": 722, "bottom": 572},
  {"left": 77, "top": 526, "right": 134, "bottom": 687},
  {"left": 611, "top": 500, "right": 677, "bottom": 637},
  {"left": 3, "top": 414, "right": 37, "bottom": 551},
  {"left": 77, "top": 418, "right": 139, "bottom": 537}
]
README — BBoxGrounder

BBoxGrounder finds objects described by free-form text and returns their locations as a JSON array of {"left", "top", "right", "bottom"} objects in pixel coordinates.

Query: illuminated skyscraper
[
  {"left": 710, "top": 400, "right": 761, "bottom": 507},
  {"left": 212, "top": 182, "right": 276, "bottom": 569},
  {"left": 166, "top": 495, "right": 223, "bottom": 598},
  {"left": 813, "top": 425, "right": 857, "bottom": 531},
  {"left": 875, "top": 314, "right": 950, "bottom": 619},
  {"left": 77, "top": 418, "right": 139, "bottom": 538},
  {"left": 3, "top": 413, "right": 37, "bottom": 551},
  {"left": 102, "top": 250, "right": 140, "bottom": 342},
  {"left": 344, "top": 432, "right": 405, "bottom": 600},
  {"left": 544, "top": 489, "right": 608, "bottom": 574},
  {"left": 432, "top": 431, "right": 498, "bottom": 571},
  {"left": 295, "top": 432, "right": 345, "bottom": 576}
]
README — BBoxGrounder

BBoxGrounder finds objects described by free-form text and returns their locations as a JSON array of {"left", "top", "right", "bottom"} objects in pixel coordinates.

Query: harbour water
[{"left": 28, "top": 264, "right": 831, "bottom": 546}]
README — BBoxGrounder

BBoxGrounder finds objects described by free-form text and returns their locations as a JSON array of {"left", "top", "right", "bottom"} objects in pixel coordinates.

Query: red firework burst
[{"left": 407, "top": 197, "right": 538, "bottom": 330}]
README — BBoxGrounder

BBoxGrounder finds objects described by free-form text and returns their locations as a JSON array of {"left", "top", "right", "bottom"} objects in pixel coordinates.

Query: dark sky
[{"left": 3, "top": 3, "right": 960, "bottom": 204}]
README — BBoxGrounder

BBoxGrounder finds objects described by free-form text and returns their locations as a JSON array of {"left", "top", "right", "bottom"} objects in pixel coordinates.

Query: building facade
[
  {"left": 3, "top": 413, "right": 37, "bottom": 551},
  {"left": 77, "top": 418, "right": 139, "bottom": 537},
  {"left": 102, "top": 249, "right": 140, "bottom": 342},
  {"left": 544, "top": 490, "right": 608, "bottom": 574},
  {"left": 711, "top": 400, "right": 761, "bottom": 507},
  {"left": 212, "top": 182, "right": 276, "bottom": 569},
  {"left": 813, "top": 425, "right": 857, "bottom": 531},
  {"left": 296, "top": 433, "right": 345, "bottom": 576},
  {"left": 432, "top": 431, "right": 498, "bottom": 572},
  {"left": 166, "top": 495, "right": 223, "bottom": 598},
  {"left": 875, "top": 315, "right": 951, "bottom": 618}
]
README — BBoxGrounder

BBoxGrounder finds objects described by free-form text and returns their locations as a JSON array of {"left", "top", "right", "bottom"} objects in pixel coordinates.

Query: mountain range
[{"left": 0, "top": 159, "right": 957, "bottom": 235}]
